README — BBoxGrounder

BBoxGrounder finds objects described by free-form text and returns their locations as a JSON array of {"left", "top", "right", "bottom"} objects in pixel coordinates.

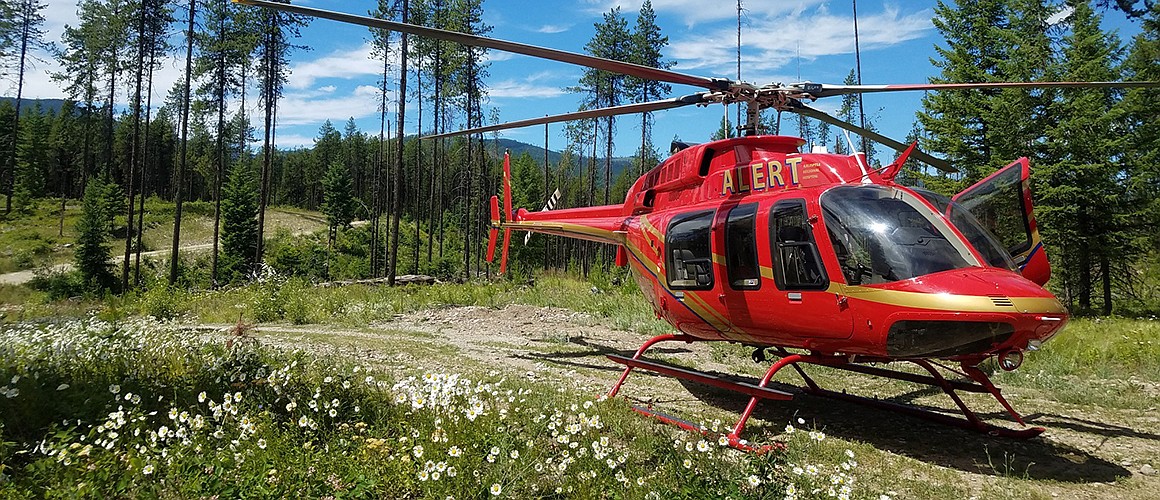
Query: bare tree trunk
[
  {"left": 388, "top": 0, "right": 409, "bottom": 286},
  {"left": 170, "top": 0, "right": 195, "bottom": 286}
]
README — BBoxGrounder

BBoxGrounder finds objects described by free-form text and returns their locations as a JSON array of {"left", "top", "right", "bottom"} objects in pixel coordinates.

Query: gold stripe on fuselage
[{"left": 839, "top": 284, "right": 1066, "bottom": 314}]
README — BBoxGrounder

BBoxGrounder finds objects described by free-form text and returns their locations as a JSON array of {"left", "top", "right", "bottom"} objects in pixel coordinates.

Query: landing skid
[{"left": 604, "top": 334, "right": 1044, "bottom": 451}]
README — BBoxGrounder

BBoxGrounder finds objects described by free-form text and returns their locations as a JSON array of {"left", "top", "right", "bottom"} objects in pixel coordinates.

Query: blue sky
[{"left": 20, "top": 1, "right": 1144, "bottom": 165}]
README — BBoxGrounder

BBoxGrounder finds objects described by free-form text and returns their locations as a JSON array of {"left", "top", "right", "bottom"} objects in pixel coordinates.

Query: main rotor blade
[
  {"left": 233, "top": 0, "right": 728, "bottom": 91},
  {"left": 426, "top": 94, "right": 706, "bottom": 140},
  {"left": 800, "top": 81, "right": 1160, "bottom": 99},
  {"left": 790, "top": 102, "right": 955, "bottom": 173}
]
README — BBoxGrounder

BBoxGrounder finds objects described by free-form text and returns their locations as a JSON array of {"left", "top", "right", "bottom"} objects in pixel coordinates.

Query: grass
[
  {"left": 3, "top": 273, "right": 1160, "bottom": 497},
  {"left": 0, "top": 317, "right": 901, "bottom": 499},
  {"left": 0, "top": 199, "right": 325, "bottom": 275}
]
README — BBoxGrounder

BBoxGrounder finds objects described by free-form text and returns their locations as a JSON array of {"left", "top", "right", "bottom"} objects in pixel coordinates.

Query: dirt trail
[
  {"left": 0, "top": 219, "right": 365, "bottom": 286},
  {"left": 199, "top": 304, "right": 1160, "bottom": 499}
]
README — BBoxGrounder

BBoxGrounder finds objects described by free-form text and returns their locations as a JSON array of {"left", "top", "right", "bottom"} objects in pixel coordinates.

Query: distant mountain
[
  {"left": 485, "top": 138, "right": 638, "bottom": 175},
  {"left": 0, "top": 97, "right": 69, "bottom": 114}
]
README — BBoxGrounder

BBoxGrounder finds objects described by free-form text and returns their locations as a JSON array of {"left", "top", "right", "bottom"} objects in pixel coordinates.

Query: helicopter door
[
  {"left": 952, "top": 158, "right": 1050, "bottom": 285},
  {"left": 714, "top": 202, "right": 762, "bottom": 338},
  {"left": 763, "top": 199, "right": 853, "bottom": 339}
]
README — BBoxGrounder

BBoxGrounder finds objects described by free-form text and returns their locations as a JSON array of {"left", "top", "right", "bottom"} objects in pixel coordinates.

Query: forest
[{"left": 0, "top": 0, "right": 1158, "bottom": 317}]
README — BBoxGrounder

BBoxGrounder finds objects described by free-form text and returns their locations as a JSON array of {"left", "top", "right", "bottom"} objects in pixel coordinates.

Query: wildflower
[
  {"left": 198, "top": 391, "right": 207, "bottom": 403},
  {"left": 143, "top": 464, "right": 155, "bottom": 475},
  {"left": 413, "top": 445, "right": 424, "bottom": 458},
  {"left": 797, "top": 417, "right": 805, "bottom": 425},
  {"left": 683, "top": 458, "right": 692, "bottom": 469},
  {"left": 718, "top": 435, "right": 729, "bottom": 446},
  {"left": 845, "top": 449, "right": 855, "bottom": 459},
  {"left": 696, "top": 440, "right": 710, "bottom": 452},
  {"left": 298, "top": 416, "right": 309, "bottom": 428},
  {"left": 784, "top": 424, "right": 795, "bottom": 434},
  {"left": 329, "top": 408, "right": 338, "bottom": 418},
  {"left": 169, "top": 408, "right": 179, "bottom": 420},
  {"left": 449, "top": 446, "right": 462, "bottom": 457},
  {"left": 258, "top": 439, "right": 267, "bottom": 450},
  {"left": 418, "top": 470, "right": 429, "bottom": 481},
  {"left": 490, "top": 483, "right": 502, "bottom": 496},
  {"left": 747, "top": 475, "right": 761, "bottom": 487},
  {"left": 509, "top": 450, "right": 519, "bottom": 459},
  {"left": 109, "top": 384, "right": 121, "bottom": 394}
]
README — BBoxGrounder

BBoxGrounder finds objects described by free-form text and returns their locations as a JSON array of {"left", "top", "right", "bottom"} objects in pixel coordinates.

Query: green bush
[{"left": 26, "top": 269, "right": 85, "bottom": 301}]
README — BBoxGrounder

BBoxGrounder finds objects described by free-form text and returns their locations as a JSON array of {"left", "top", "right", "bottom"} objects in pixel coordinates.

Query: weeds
[{"left": 0, "top": 317, "right": 894, "bottom": 499}]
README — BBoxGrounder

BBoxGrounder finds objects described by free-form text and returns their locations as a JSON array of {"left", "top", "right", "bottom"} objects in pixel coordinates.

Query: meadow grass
[{"left": 0, "top": 317, "right": 895, "bottom": 499}]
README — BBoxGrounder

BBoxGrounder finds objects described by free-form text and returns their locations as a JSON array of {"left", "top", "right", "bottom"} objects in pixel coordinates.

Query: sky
[{"left": 12, "top": 0, "right": 1146, "bottom": 166}]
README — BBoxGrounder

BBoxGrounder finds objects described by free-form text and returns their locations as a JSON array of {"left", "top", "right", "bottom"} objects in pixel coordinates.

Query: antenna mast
[{"left": 853, "top": 0, "right": 868, "bottom": 154}]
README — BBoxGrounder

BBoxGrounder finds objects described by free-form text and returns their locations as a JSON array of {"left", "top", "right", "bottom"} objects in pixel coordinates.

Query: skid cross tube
[
  {"left": 778, "top": 355, "right": 1044, "bottom": 439},
  {"left": 606, "top": 335, "right": 1045, "bottom": 449}
]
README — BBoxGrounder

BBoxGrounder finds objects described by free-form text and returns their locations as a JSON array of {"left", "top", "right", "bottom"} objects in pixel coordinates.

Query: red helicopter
[{"left": 238, "top": 0, "right": 1158, "bottom": 451}]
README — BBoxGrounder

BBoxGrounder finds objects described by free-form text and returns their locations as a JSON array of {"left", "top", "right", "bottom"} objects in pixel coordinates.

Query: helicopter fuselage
[{"left": 504, "top": 135, "right": 1067, "bottom": 366}]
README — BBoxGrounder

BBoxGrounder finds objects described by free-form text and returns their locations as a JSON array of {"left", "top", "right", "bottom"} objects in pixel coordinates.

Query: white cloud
[
  {"left": 288, "top": 42, "right": 384, "bottom": 90},
  {"left": 1047, "top": 6, "right": 1074, "bottom": 26},
  {"left": 583, "top": 0, "right": 824, "bottom": 27},
  {"left": 488, "top": 80, "right": 567, "bottom": 99},
  {"left": 318, "top": 84, "right": 337, "bottom": 93},
  {"left": 668, "top": 5, "right": 932, "bottom": 77},
  {"left": 535, "top": 24, "right": 572, "bottom": 34},
  {"left": 275, "top": 85, "right": 392, "bottom": 126},
  {"left": 268, "top": 133, "right": 319, "bottom": 149}
]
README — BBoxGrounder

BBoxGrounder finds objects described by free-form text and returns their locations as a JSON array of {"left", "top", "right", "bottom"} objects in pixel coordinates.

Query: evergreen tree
[
  {"left": 918, "top": 0, "right": 1007, "bottom": 183},
  {"left": 1042, "top": 2, "right": 1125, "bottom": 314},
  {"left": 2, "top": 0, "right": 48, "bottom": 214},
  {"left": 321, "top": 160, "right": 355, "bottom": 249},
  {"left": 220, "top": 162, "right": 260, "bottom": 283},
  {"left": 195, "top": 0, "right": 250, "bottom": 286},
  {"left": 75, "top": 176, "right": 115, "bottom": 292},
  {"left": 254, "top": 0, "right": 309, "bottom": 263},
  {"left": 577, "top": 8, "right": 631, "bottom": 207},
  {"left": 628, "top": 0, "right": 671, "bottom": 175},
  {"left": 14, "top": 103, "right": 51, "bottom": 211}
]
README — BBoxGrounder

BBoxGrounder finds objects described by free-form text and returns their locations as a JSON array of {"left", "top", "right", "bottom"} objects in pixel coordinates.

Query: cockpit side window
[
  {"left": 770, "top": 200, "right": 828, "bottom": 290},
  {"left": 666, "top": 210, "right": 715, "bottom": 290}
]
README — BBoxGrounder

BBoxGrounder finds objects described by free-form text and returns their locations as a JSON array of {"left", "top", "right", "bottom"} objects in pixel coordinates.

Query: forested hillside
[{"left": 0, "top": 0, "right": 1158, "bottom": 315}]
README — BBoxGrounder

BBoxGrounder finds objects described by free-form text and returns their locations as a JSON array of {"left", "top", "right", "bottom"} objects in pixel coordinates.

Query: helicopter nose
[{"left": 855, "top": 267, "right": 1068, "bottom": 360}]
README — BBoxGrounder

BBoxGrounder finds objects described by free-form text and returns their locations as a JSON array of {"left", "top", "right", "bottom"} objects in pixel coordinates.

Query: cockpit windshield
[
  {"left": 821, "top": 186, "right": 980, "bottom": 285},
  {"left": 911, "top": 188, "right": 1019, "bottom": 271}
]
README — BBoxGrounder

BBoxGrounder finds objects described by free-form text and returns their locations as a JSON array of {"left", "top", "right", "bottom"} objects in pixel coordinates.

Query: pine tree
[
  {"left": 254, "top": 0, "right": 309, "bottom": 264},
  {"left": 75, "top": 176, "right": 115, "bottom": 292},
  {"left": 2, "top": 0, "right": 48, "bottom": 214},
  {"left": 628, "top": 0, "right": 671, "bottom": 176},
  {"left": 14, "top": 103, "right": 51, "bottom": 211},
  {"left": 170, "top": 0, "right": 197, "bottom": 285},
  {"left": 322, "top": 160, "right": 355, "bottom": 248},
  {"left": 195, "top": 0, "right": 251, "bottom": 286},
  {"left": 918, "top": 0, "right": 1006, "bottom": 183},
  {"left": 219, "top": 162, "right": 260, "bottom": 283},
  {"left": 1042, "top": 2, "right": 1125, "bottom": 314}
]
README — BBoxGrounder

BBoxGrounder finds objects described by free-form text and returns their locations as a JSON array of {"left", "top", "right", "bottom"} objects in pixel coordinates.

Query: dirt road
[{"left": 192, "top": 304, "right": 1160, "bottom": 499}]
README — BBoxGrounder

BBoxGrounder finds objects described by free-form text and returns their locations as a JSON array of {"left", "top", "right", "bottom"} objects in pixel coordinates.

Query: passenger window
[
  {"left": 771, "top": 200, "right": 828, "bottom": 290},
  {"left": 666, "top": 211, "right": 714, "bottom": 290},
  {"left": 725, "top": 203, "right": 760, "bottom": 290}
]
